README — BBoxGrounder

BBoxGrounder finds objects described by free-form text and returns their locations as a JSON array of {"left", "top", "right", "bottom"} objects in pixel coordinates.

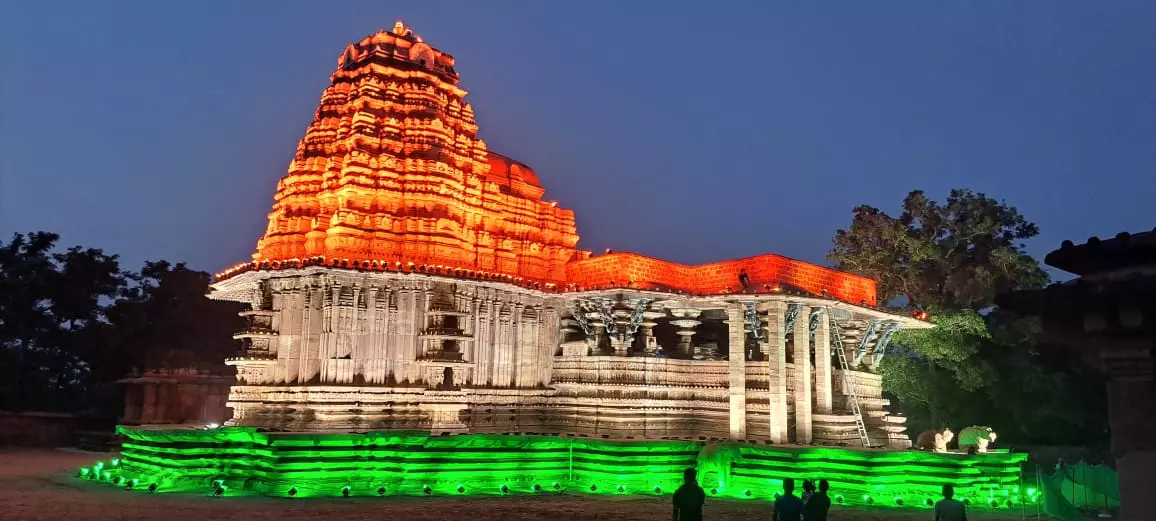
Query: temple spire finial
[{"left": 392, "top": 19, "right": 407, "bottom": 36}]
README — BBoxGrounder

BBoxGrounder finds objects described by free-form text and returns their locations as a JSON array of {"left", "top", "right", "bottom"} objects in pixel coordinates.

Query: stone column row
[
  {"left": 757, "top": 302, "right": 834, "bottom": 444},
  {"left": 792, "top": 304, "right": 813, "bottom": 443},
  {"left": 727, "top": 306, "right": 747, "bottom": 440},
  {"left": 764, "top": 301, "right": 789, "bottom": 444}
]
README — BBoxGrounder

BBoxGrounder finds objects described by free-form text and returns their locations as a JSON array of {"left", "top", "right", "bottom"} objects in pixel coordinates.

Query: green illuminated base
[{"left": 78, "top": 426, "right": 1033, "bottom": 509}]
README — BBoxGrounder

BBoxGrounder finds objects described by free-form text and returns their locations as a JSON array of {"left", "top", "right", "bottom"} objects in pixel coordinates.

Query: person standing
[
  {"left": 673, "top": 468, "right": 706, "bottom": 521},
  {"left": 804, "top": 479, "right": 832, "bottom": 521},
  {"left": 772, "top": 478, "right": 805, "bottom": 521},
  {"left": 933, "top": 484, "right": 968, "bottom": 521}
]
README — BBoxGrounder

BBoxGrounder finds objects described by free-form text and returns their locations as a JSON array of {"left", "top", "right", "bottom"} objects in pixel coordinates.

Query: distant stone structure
[
  {"left": 207, "top": 21, "right": 930, "bottom": 447},
  {"left": 1000, "top": 230, "right": 1156, "bottom": 520},
  {"left": 119, "top": 368, "right": 232, "bottom": 426}
]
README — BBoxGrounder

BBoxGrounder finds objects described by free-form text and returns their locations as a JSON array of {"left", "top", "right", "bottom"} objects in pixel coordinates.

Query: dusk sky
[{"left": 3, "top": 1, "right": 1154, "bottom": 281}]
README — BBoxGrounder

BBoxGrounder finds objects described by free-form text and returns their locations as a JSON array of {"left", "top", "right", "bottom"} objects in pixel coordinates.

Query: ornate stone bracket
[
  {"left": 570, "top": 304, "right": 595, "bottom": 349},
  {"left": 622, "top": 298, "right": 654, "bottom": 350},
  {"left": 870, "top": 321, "right": 902, "bottom": 366},
  {"left": 591, "top": 297, "right": 619, "bottom": 336},
  {"left": 784, "top": 303, "right": 803, "bottom": 343},
  {"left": 742, "top": 302, "right": 764, "bottom": 342},
  {"left": 853, "top": 319, "right": 881, "bottom": 366},
  {"left": 808, "top": 307, "right": 824, "bottom": 342}
]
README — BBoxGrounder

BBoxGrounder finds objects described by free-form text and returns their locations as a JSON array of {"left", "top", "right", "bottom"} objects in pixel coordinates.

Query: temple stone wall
[
  {"left": 227, "top": 272, "right": 565, "bottom": 389},
  {"left": 227, "top": 353, "right": 900, "bottom": 442},
  {"left": 214, "top": 271, "right": 914, "bottom": 445}
]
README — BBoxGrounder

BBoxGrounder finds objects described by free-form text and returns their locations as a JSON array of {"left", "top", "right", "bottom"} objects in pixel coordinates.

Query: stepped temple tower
[{"left": 210, "top": 21, "right": 930, "bottom": 447}]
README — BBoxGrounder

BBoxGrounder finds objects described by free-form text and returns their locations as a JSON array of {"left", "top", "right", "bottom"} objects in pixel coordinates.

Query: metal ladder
[{"left": 830, "top": 318, "right": 874, "bottom": 448}]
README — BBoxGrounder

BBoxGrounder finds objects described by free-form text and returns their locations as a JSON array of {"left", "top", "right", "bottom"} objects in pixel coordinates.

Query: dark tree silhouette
[
  {"left": 101, "top": 260, "right": 245, "bottom": 380},
  {"left": 0, "top": 232, "right": 124, "bottom": 411},
  {"left": 1, "top": 232, "right": 244, "bottom": 415}
]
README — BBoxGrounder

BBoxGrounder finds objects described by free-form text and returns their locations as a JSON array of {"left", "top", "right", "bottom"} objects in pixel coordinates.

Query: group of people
[{"left": 672, "top": 468, "right": 969, "bottom": 521}]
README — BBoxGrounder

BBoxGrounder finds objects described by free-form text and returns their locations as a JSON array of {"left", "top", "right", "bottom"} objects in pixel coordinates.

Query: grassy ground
[{"left": 0, "top": 450, "right": 1043, "bottom": 521}]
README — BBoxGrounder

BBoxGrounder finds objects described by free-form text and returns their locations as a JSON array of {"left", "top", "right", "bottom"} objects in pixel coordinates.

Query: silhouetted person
[
  {"left": 672, "top": 468, "right": 705, "bottom": 521},
  {"left": 801, "top": 479, "right": 815, "bottom": 505},
  {"left": 934, "top": 484, "right": 967, "bottom": 521},
  {"left": 738, "top": 269, "right": 751, "bottom": 291},
  {"left": 805, "top": 479, "right": 831, "bottom": 521},
  {"left": 772, "top": 478, "right": 804, "bottom": 521}
]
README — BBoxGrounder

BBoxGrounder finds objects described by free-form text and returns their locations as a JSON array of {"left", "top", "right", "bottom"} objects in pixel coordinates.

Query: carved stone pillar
[
  {"left": 792, "top": 304, "right": 813, "bottom": 443},
  {"left": 813, "top": 308, "right": 833, "bottom": 414},
  {"left": 641, "top": 310, "right": 663, "bottom": 356},
  {"left": 670, "top": 308, "right": 702, "bottom": 357},
  {"left": 611, "top": 308, "right": 630, "bottom": 356},
  {"left": 587, "top": 310, "right": 606, "bottom": 354},
  {"left": 1100, "top": 341, "right": 1156, "bottom": 521},
  {"left": 726, "top": 306, "right": 747, "bottom": 440},
  {"left": 763, "top": 301, "right": 789, "bottom": 444}
]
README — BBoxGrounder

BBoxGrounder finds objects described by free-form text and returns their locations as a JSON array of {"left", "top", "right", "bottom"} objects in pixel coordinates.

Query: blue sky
[{"left": 3, "top": 1, "right": 1154, "bottom": 281}]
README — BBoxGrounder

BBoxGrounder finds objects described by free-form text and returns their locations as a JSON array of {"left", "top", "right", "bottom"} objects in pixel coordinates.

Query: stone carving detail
[
  {"left": 808, "top": 307, "right": 824, "bottom": 342},
  {"left": 916, "top": 428, "right": 954, "bottom": 453},
  {"left": 570, "top": 304, "right": 594, "bottom": 350},
  {"left": 622, "top": 298, "right": 654, "bottom": 351},
  {"left": 870, "top": 321, "right": 902, "bottom": 366},
  {"left": 743, "top": 302, "right": 764, "bottom": 342},
  {"left": 784, "top": 303, "right": 803, "bottom": 342},
  {"left": 958, "top": 425, "right": 998, "bottom": 453},
  {"left": 590, "top": 297, "right": 619, "bottom": 337},
  {"left": 854, "top": 319, "right": 880, "bottom": 365}
]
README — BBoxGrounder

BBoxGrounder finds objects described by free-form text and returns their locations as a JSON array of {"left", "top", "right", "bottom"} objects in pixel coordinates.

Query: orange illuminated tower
[{"left": 253, "top": 20, "right": 584, "bottom": 284}]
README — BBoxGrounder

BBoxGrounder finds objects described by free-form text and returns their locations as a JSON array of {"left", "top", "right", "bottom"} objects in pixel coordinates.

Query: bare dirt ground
[{"left": 0, "top": 450, "right": 1038, "bottom": 521}]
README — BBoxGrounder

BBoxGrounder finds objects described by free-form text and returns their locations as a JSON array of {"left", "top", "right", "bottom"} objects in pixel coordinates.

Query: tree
[
  {"left": 831, "top": 190, "right": 1107, "bottom": 447},
  {"left": 829, "top": 189, "right": 1048, "bottom": 311},
  {"left": 101, "top": 261, "right": 244, "bottom": 380},
  {"left": 878, "top": 310, "right": 994, "bottom": 431},
  {"left": 881, "top": 310, "right": 1108, "bottom": 446},
  {"left": 0, "top": 232, "right": 244, "bottom": 416},
  {"left": 0, "top": 232, "right": 124, "bottom": 411}
]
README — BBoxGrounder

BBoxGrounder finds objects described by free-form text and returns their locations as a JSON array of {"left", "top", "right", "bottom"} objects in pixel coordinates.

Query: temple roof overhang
[
  {"left": 999, "top": 229, "right": 1156, "bottom": 347},
  {"left": 1045, "top": 230, "right": 1156, "bottom": 276},
  {"left": 565, "top": 288, "right": 930, "bottom": 329},
  {"left": 210, "top": 266, "right": 927, "bottom": 329}
]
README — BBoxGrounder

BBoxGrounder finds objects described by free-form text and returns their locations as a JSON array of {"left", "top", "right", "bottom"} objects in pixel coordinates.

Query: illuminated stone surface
[
  {"left": 252, "top": 21, "right": 583, "bottom": 285},
  {"left": 97, "top": 427, "right": 1027, "bottom": 508},
  {"left": 208, "top": 21, "right": 932, "bottom": 447}
]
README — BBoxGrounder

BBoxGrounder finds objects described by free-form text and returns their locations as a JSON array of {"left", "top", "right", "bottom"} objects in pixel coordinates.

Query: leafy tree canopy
[
  {"left": 830, "top": 191, "right": 1107, "bottom": 447},
  {"left": 0, "top": 232, "right": 242, "bottom": 414},
  {"left": 829, "top": 189, "right": 1048, "bottom": 311}
]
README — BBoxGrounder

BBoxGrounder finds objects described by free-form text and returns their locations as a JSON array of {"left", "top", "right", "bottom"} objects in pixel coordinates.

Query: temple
[
  {"left": 209, "top": 21, "right": 929, "bottom": 448},
  {"left": 999, "top": 230, "right": 1156, "bottom": 520}
]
